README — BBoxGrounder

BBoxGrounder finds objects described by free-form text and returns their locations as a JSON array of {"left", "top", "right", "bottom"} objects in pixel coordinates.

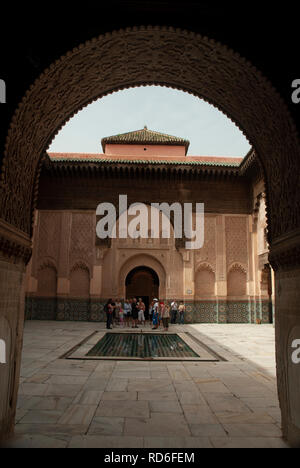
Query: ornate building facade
[{"left": 24, "top": 127, "right": 274, "bottom": 324}]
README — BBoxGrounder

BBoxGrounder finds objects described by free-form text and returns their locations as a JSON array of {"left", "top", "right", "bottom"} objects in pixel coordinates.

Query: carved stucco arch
[
  {"left": 38, "top": 257, "right": 57, "bottom": 273},
  {"left": 227, "top": 262, "right": 248, "bottom": 276},
  {"left": 195, "top": 262, "right": 216, "bottom": 298},
  {"left": 118, "top": 253, "right": 167, "bottom": 299},
  {"left": 0, "top": 26, "right": 299, "bottom": 250},
  {"left": 227, "top": 263, "right": 248, "bottom": 297},
  {"left": 70, "top": 260, "right": 91, "bottom": 277},
  {"left": 111, "top": 202, "right": 176, "bottom": 248},
  {"left": 196, "top": 261, "right": 215, "bottom": 274}
]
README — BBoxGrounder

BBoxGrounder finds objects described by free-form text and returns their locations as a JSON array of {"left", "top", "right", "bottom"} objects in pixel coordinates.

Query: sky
[{"left": 48, "top": 86, "right": 251, "bottom": 157}]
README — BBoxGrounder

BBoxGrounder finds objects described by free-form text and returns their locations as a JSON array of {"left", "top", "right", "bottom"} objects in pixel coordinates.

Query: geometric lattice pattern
[
  {"left": 37, "top": 212, "right": 62, "bottom": 264},
  {"left": 192, "top": 301, "right": 218, "bottom": 323},
  {"left": 227, "top": 267, "right": 247, "bottom": 296},
  {"left": 70, "top": 213, "right": 94, "bottom": 271},
  {"left": 226, "top": 302, "right": 250, "bottom": 323},
  {"left": 225, "top": 216, "right": 248, "bottom": 271},
  {"left": 195, "top": 216, "right": 216, "bottom": 271}
]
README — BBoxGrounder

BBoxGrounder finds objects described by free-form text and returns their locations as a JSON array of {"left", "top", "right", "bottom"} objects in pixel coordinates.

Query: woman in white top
[
  {"left": 161, "top": 302, "right": 171, "bottom": 331},
  {"left": 114, "top": 299, "right": 122, "bottom": 326},
  {"left": 123, "top": 299, "right": 132, "bottom": 328},
  {"left": 178, "top": 302, "right": 185, "bottom": 325}
]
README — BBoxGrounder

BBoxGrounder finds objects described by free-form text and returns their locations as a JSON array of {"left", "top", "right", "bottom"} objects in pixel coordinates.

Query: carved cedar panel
[
  {"left": 37, "top": 265, "right": 57, "bottom": 297},
  {"left": 70, "top": 213, "right": 94, "bottom": 274},
  {"left": 257, "top": 197, "right": 268, "bottom": 256},
  {"left": 195, "top": 267, "right": 215, "bottom": 297},
  {"left": 225, "top": 216, "right": 248, "bottom": 272},
  {"left": 70, "top": 265, "right": 90, "bottom": 297},
  {"left": 227, "top": 265, "right": 247, "bottom": 296},
  {"left": 37, "top": 212, "right": 61, "bottom": 265},
  {"left": 195, "top": 216, "right": 216, "bottom": 271}
]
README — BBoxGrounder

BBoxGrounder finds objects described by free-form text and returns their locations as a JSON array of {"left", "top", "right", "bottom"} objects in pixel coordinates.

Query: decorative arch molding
[
  {"left": 195, "top": 262, "right": 216, "bottom": 297},
  {"left": 227, "top": 263, "right": 247, "bottom": 297},
  {"left": 70, "top": 260, "right": 91, "bottom": 298},
  {"left": 118, "top": 253, "right": 167, "bottom": 298},
  {"left": 0, "top": 26, "right": 299, "bottom": 250},
  {"left": 111, "top": 202, "right": 176, "bottom": 242},
  {"left": 37, "top": 258, "right": 58, "bottom": 296},
  {"left": 253, "top": 193, "right": 269, "bottom": 255},
  {"left": 38, "top": 257, "right": 57, "bottom": 273},
  {"left": 227, "top": 262, "right": 248, "bottom": 276},
  {"left": 253, "top": 192, "right": 266, "bottom": 214},
  {"left": 195, "top": 261, "right": 215, "bottom": 274},
  {"left": 253, "top": 192, "right": 267, "bottom": 228},
  {"left": 70, "top": 259, "right": 91, "bottom": 277}
]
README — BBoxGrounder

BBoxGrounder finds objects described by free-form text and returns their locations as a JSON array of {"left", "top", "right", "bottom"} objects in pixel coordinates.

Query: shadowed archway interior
[{"left": 126, "top": 266, "right": 159, "bottom": 311}]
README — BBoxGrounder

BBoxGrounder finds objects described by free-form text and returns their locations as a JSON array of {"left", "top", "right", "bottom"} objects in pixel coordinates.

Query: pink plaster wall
[{"left": 105, "top": 144, "right": 186, "bottom": 157}]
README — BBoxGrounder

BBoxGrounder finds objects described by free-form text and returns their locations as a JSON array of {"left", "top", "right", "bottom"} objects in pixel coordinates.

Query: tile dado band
[{"left": 24, "top": 298, "right": 272, "bottom": 324}]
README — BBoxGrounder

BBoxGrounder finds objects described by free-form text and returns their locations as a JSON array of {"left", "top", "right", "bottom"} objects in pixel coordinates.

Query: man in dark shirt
[
  {"left": 131, "top": 297, "right": 139, "bottom": 328},
  {"left": 105, "top": 299, "right": 114, "bottom": 330}
]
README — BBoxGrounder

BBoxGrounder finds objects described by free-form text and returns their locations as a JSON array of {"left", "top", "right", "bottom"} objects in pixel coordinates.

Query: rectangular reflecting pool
[{"left": 86, "top": 333, "right": 200, "bottom": 359}]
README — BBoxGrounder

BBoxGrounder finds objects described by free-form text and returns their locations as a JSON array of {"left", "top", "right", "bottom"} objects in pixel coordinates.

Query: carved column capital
[
  {"left": 269, "top": 229, "right": 300, "bottom": 271},
  {"left": 0, "top": 218, "right": 32, "bottom": 265}
]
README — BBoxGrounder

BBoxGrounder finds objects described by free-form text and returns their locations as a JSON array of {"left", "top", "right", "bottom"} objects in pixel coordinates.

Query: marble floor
[{"left": 7, "top": 321, "right": 289, "bottom": 448}]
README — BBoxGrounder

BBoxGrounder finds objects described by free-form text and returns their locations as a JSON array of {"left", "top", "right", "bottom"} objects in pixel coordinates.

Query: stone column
[
  {"left": 244, "top": 216, "right": 253, "bottom": 323},
  {"left": 248, "top": 216, "right": 255, "bottom": 290},
  {"left": 215, "top": 215, "right": 227, "bottom": 296},
  {"left": 91, "top": 244, "right": 107, "bottom": 298},
  {"left": 57, "top": 212, "right": 71, "bottom": 295},
  {"left": 215, "top": 215, "right": 227, "bottom": 323},
  {"left": 0, "top": 219, "right": 31, "bottom": 443},
  {"left": 251, "top": 214, "right": 259, "bottom": 323},
  {"left": 269, "top": 231, "right": 300, "bottom": 448},
  {"left": 180, "top": 250, "right": 193, "bottom": 299},
  {"left": 25, "top": 210, "right": 39, "bottom": 294},
  {"left": 270, "top": 267, "right": 276, "bottom": 327},
  {"left": 111, "top": 246, "right": 118, "bottom": 298}
]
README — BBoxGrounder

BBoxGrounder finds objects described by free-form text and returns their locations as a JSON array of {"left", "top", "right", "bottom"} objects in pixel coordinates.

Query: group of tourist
[{"left": 104, "top": 298, "right": 186, "bottom": 331}]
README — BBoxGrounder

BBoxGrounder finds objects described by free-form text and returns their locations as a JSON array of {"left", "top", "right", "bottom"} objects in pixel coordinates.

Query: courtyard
[{"left": 7, "top": 321, "right": 288, "bottom": 448}]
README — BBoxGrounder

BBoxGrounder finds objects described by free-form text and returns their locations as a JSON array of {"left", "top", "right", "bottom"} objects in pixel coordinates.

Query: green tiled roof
[
  {"left": 101, "top": 126, "right": 190, "bottom": 153},
  {"left": 49, "top": 156, "right": 241, "bottom": 168}
]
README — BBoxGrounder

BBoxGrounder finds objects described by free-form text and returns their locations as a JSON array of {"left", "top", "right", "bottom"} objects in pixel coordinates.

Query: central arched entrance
[{"left": 125, "top": 266, "right": 159, "bottom": 311}]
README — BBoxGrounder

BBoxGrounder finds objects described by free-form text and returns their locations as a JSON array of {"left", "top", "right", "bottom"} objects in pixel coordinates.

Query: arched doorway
[
  {"left": 0, "top": 26, "right": 299, "bottom": 446},
  {"left": 118, "top": 253, "right": 167, "bottom": 301},
  {"left": 126, "top": 266, "right": 159, "bottom": 311}
]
